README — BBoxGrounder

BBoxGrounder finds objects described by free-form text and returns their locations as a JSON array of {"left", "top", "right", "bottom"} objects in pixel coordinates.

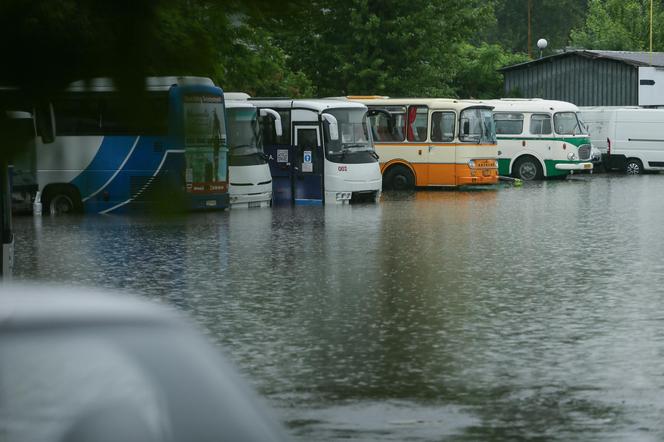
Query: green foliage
[
  {"left": 570, "top": 0, "right": 664, "bottom": 51},
  {"left": 453, "top": 43, "right": 529, "bottom": 98},
  {"left": 274, "top": 0, "right": 495, "bottom": 97},
  {"left": 488, "top": 0, "right": 588, "bottom": 54},
  {"left": 210, "top": 20, "right": 314, "bottom": 97}
]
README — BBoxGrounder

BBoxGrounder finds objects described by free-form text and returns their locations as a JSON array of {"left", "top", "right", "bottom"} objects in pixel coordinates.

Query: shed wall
[{"left": 503, "top": 55, "right": 637, "bottom": 106}]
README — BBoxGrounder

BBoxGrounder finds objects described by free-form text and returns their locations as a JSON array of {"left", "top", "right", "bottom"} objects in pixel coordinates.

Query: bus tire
[
  {"left": 512, "top": 156, "right": 542, "bottom": 181},
  {"left": 625, "top": 158, "right": 643, "bottom": 175},
  {"left": 383, "top": 165, "right": 415, "bottom": 191},
  {"left": 42, "top": 186, "right": 83, "bottom": 215}
]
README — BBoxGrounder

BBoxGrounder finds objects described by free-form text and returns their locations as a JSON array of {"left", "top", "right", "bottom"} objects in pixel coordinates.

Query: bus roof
[
  {"left": 224, "top": 92, "right": 251, "bottom": 101},
  {"left": 66, "top": 76, "right": 216, "bottom": 92},
  {"left": 249, "top": 98, "right": 367, "bottom": 112},
  {"left": 345, "top": 97, "right": 493, "bottom": 110},
  {"left": 487, "top": 98, "right": 580, "bottom": 113},
  {"left": 224, "top": 100, "right": 255, "bottom": 109}
]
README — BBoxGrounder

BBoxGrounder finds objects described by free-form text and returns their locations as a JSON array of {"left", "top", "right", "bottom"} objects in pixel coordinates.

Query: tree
[
  {"left": 570, "top": 0, "right": 664, "bottom": 51},
  {"left": 488, "top": 0, "right": 588, "bottom": 54},
  {"left": 453, "top": 43, "right": 529, "bottom": 98},
  {"left": 273, "top": 0, "right": 495, "bottom": 97}
]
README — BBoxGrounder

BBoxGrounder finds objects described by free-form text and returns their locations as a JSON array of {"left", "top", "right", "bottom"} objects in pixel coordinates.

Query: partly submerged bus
[
  {"left": 25, "top": 76, "right": 229, "bottom": 214},
  {"left": 488, "top": 99, "right": 593, "bottom": 180},
  {"left": 224, "top": 93, "right": 281, "bottom": 208},
  {"left": 247, "top": 98, "right": 382, "bottom": 205},
  {"left": 348, "top": 97, "right": 498, "bottom": 190}
]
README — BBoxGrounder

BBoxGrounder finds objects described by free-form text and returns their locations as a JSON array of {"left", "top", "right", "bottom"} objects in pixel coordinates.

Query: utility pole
[
  {"left": 651, "top": 0, "right": 654, "bottom": 65},
  {"left": 528, "top": 0, "right": 533, "bottom": 59}
]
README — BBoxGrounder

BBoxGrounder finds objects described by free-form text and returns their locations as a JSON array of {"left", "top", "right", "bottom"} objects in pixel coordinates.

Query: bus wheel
[
  {"left": 384, "top": 165, "right": 414, "bottom": 190},
  {"left": 43, "top": 187, "right": 83, "bottom": 215},
  {"left": 512, "top": 156, "right": 542, "bottom": 181},
  {"left": 625, "top": 158, "right": 643, "bottom": 175}
]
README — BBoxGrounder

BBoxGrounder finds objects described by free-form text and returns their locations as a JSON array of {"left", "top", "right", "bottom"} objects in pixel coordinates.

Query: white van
[{"left": 579, "top": 107, "right": 664, "bottom": 174}]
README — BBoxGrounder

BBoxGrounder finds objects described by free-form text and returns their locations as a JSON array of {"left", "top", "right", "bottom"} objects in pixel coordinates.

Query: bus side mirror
[
  {"left": 322, "top": 114, "right": 339, "bottom": 141},
  {"left": 35, "top": 102, "right": 56, "bottom": 144},
  {"left": 259, "top": 108, "right": 283, "bottom": 137},
  {"left": 463, "top": 120, "right": 470, "bottom": 135}
]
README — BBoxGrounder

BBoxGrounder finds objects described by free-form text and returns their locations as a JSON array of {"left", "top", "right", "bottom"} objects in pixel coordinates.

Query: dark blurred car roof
[{"left": 0, "top": 285, "right": 291, "bottom": 442}]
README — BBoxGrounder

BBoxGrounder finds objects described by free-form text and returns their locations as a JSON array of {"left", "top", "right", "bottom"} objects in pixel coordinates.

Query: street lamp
[{"left": 537, "top": 38, "right": 548, "bottom": 59}]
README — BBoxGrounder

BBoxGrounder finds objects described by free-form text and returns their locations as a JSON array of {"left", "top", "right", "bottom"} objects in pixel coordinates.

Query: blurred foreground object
[{"left": 0, "top": 286, "right": 291, "bottom": 442}]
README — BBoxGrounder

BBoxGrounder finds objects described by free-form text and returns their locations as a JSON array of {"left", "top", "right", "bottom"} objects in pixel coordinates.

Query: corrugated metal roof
[{"left": 500, "top": 50, "right": 664, "bottom": 72}]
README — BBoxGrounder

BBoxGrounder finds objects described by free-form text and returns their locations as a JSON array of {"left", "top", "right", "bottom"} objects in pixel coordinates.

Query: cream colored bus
[{"left": 348, "top": 97, "right": 498, "bottom": 189}]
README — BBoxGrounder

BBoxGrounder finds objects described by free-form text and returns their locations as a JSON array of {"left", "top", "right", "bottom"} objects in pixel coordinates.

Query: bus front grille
[{"left": 578, "top": 144, "right": 591, "bottom": 161}]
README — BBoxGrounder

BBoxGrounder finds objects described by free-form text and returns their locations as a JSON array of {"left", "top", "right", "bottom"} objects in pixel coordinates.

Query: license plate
[
  {"left": 205, "top": 200, "right": 217, "bottom": 207},
  {"left": 483, "top": 169, "right": 492, "bottom": 176},
  {"left": 248, "top": 201, "right": 261, "bottom": 208},
  {"left": 476, "top": 160, "right": 495, "bottom": 168},
  {"left": 583, "top": 163, "right": 592, "bottom": 169}
]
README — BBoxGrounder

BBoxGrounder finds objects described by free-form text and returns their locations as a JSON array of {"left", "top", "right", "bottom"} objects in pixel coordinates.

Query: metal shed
[{"left": 500, "top": 50, "right": 664, "bottom": 106}]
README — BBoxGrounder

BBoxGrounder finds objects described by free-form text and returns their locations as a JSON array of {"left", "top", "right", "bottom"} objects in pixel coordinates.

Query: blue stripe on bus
[
  {"left": 70, "top": 136, "right": 136, "bottom": 198},
  {"left": 71, "top": 135, "right": 183, "bottom": 213}
]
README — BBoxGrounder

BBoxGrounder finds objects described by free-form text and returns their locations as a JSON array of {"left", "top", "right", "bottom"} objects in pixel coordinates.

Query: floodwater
[{"left": 13, "top": 173, "right": 664, "bottom": 441}]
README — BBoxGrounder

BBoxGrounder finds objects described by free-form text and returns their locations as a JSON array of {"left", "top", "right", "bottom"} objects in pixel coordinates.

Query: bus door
[
  {"left": 293, "top": 125, "right": 323, "bottom": 204},
  {"left": 428, "top": 110, "right": 456, "bottom": 185},
  {"left": 259, "top": 108, "right": 292, "bottom": 205}
]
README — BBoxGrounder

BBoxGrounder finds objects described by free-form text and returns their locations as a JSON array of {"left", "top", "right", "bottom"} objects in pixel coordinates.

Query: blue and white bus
[
  {"left": 248, "top": 98, "right": 382, "bottom": 205},
  {"left": 27, "top": 76, "right": 229, "bottom": 214}
]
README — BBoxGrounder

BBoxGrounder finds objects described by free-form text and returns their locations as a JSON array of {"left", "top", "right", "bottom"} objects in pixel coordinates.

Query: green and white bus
[{"left": 487, "top": 99, "right": 593, "bottom": 180}]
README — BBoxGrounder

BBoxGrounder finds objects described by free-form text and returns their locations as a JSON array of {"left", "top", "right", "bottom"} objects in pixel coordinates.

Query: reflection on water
[{"left": 13, "top": 175, "right": 664, "bottom": 441}]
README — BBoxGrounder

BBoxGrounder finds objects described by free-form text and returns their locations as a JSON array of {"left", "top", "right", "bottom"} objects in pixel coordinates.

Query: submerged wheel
[
  {"left": 42, "top": 186, "right": 83, "bottom": 215},
  {"left": 383, "top": 165, "right": 415, "bottom": 190},
  {"left": 512, "top": 156, "right": 542, "bottom": 181},
  {"left": 625, "top": 158, "right": 643, "bottom": 175}
]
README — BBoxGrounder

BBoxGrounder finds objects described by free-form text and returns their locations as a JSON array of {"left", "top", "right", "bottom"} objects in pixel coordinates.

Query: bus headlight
[
  {"left": 468, "top": 160, "right": 476, "bottom": 168},
  {"left": 567, "top": 152, "right": 576, "bottom": 161}
]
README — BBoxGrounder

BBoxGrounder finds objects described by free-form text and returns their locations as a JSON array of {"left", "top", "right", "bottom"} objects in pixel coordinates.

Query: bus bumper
[
  {"left": 555, "top": 162, "right": 593, "bottom": 171},
  {"left": 458, "top": 168, "right": 499, "bottom": 186},
  {"left": 229, "top": 191, "right": 272, "bottom": 209},
  {"left": 189, "top": 193, "right": 230, "bottom": 211}
]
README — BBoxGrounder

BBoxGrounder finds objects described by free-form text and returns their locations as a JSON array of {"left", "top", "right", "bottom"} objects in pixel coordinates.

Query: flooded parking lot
[{"left": 13, "top": 174, "right": 664, "bottom": 441}]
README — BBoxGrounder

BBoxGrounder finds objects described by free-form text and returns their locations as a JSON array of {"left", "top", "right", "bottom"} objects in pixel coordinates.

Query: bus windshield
[
  {"left": 227, "top": 107, "right": 261, "bottom": 156},
  {"left": 323, "top": 108, "right": 374, "bottom": 155},
  {"left": 554, "top": 112, "right": 587, "bottom": 135},
  {"left": 183, "top": 94, "right": 228, "bottom": 183},
  {"left": 459, "top": 107, "right": 496, "bottom": 144}
]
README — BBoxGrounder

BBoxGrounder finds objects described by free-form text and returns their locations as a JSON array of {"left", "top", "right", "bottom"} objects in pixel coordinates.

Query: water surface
[{"left": 14, "top": 174, "right": 664, "bottom": 441}]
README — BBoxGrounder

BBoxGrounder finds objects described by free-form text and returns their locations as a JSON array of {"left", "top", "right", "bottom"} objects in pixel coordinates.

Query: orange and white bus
[{"left": 348, "top": 97, "right": 498, "bottom": 190}]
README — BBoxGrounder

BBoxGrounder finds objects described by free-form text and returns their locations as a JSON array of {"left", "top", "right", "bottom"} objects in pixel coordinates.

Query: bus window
[
  {"left": 323, "top": 108, "right": 373, "bottom": 157},
  {"left": 261, "top": 109, "right": 290, "bottom": 145},
  {"left": 183, "top": 94, "right": 227, "bottom": 183},
  {"left": 530, "top": 113, "right": 552, "bottom": 135},
  {"left": 494, "top": 112, "right": 524, "bottom": 135},
  {"left": 431, "top": 112, "right": 455, "bottom": 142},
  {"left": 100, "top": 97, "right": 166, "bottom": 136},
  {"left": 54, "top": 98, "right": 101, "bottom": 136},
  {"left": 228, "top": 107, "right": 261, "bottom": 156},
  {"left": 554, "top": 112, "right": 585, "bottom": 135},
  {"left": 407, "top": 105, "right": 428, "bottom": 142},
  {"left": 460, "top": 108, "right": 496, "bottom": 144},
  {"left": 367, "top": 106, "right": 405, "bottom": 142}
]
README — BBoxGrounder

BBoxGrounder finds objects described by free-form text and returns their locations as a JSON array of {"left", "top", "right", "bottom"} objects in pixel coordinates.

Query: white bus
[
  {"left": 21, "top": 76, "right": 230, "bottom": 214},
  {"left": 224, "top": 93, "right": 281, "bottom": 208},
  {"left": 579, "top": 106, "right": 664, "bottom": 174},
  {"left": 487, "top": 99, "right": 593, "bottom": 180},
  {"left": 247, "top": 98, "right": 382, "bottom": 205}
]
